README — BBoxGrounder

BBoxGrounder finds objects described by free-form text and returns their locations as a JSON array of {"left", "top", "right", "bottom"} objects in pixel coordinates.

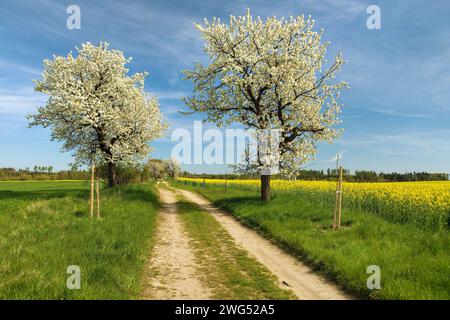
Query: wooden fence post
[
  {"left": 333, "top": 193, "right": 338, "bottom": 229},
  {"left": 333, "top": 166, "right": 344, "bottom": 229},
  {"left": 90, "top": 163, "right": 95, "bottom": 219},
  {"left": 96, "top": 177, "right": 100, "bottom": 219},
  {"left": 337, "top": 166, "right": 343, "bottom": 228}
]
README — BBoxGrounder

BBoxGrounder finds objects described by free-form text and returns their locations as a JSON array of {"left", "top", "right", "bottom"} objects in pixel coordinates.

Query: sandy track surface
[
  {"left": 177, "top": 188, "right": 351, "bottom": 300},
  {"left": 140, "top": 188, "right": 212, "bottom": 299}
]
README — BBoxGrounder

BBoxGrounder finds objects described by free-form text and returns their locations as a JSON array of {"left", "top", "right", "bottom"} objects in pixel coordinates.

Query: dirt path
[
  {"left": 177, "top": 188, "right": 351, "bottom": 300},
  {"left": 140, "top": 188, "right": 212, "bottom": 299}
]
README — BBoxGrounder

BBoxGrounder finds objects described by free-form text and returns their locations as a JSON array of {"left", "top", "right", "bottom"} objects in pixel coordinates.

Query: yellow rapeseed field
[{"left": 179, "top": 178, "right": 450, "bottom": 230}]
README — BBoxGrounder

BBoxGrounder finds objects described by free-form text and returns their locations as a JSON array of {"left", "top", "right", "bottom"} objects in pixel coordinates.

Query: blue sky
[{"left": 0, "top": 0, "right": 449, "bottom": 173}]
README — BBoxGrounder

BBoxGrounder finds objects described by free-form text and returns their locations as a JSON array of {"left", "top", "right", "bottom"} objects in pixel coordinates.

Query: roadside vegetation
[
  {"left": 173, "top": 180, "right": 450, "bottom": 300},
  {"left": 0, "top": 181, "right": 159, "bottom": 299},
  {"left": 179, "top": 178, "right": 450, "bottom": 231},
  {"left": 175, "top": 194, "right": 295, "bottom": 299}
]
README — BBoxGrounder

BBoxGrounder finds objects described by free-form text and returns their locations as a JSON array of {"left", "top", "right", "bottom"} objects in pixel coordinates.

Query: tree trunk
[
  {"left": 261, "top": 174, "right": 271, "bottom": 202},
  {"left": 108, "top": 162, "right": 116, "bottom": 188}
]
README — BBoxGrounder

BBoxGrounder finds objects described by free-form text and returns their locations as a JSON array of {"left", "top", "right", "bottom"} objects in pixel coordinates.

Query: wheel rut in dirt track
[{"left": 140, "top": 187, "right": 212, "bottom": 299}]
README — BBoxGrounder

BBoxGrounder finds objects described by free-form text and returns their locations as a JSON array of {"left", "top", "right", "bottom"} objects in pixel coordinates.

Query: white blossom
[
  {"left": 28, "top": 42, "right": 167, "bottom": 172},
  {"left": 184, "top": 11, "right": 347, "bottom": 179}
]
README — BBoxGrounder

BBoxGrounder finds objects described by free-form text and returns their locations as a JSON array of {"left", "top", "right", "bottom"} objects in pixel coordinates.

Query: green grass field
[
  {"left": 0, "top": 181, "right": 159, "bottom": 299},
  {"left": 173, "top": 181, "right": 450, "bottom": 300},
  {"left": 3, "top": 179, "right": 448, "bottom": 300}
]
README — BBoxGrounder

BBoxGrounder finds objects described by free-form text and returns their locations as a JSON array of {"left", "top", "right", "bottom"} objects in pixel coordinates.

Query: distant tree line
[
  {"left": 0, "top": 167, "right": 90, "bottom": 181},
  {"left": 350, "top": 170, "right": 449, "bottom": 182},
  {"left": 296, "top": 169, "right": 449, "bottom": 182},
  {"left": 181, "top": 169, "right": 449, "bottom": 182},
  {"left": 0, "top": 159, "right": 181, "bottom": 183},
  {"left": 2, "top": 165, "right": 447, "bottom": 183}
]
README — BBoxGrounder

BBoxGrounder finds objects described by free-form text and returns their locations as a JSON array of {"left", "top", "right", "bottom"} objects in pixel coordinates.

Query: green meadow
[
  {"left": 173, "top": 181, "right": 450, "bottom": 300},
  {"left": 0, "top": 181, "right": 159, "bottom": 299}
]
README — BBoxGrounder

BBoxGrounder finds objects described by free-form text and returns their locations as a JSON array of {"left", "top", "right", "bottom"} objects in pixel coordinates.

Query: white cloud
[
  {"left": 0, "top": 59, "right": 41, "bottom": 76},
  {"left": 340, "top": 131, "right": 450, "bottom": 154},
  {"left": 149, "top": 90, "right": 189, "bottom": 101},
  {"left": 362, "top": 107, "right": 433, "bottom": 119},
  {"left": 0, "top": 87, "right": 45, "bottom": 115},
  {"left": 301, "top": 0, "right": 367, "bottom": 16}
]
